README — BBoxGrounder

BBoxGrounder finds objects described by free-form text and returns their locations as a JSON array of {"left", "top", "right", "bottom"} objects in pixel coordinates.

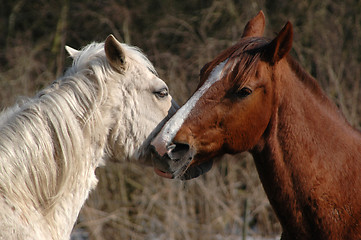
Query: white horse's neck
[
  {"left": 0, "top": 74, "right": 110, "bottom": 239},
  {"left": 47, "top": 155, "right": 100, "bottom": 239}
]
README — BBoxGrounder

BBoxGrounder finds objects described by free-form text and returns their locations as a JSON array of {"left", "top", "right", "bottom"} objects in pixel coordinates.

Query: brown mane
[
  {"left": 226, "top": 38, "right": 268, "bottom": 89},
  {"left": 286, "top": 55, "right": 352, "bottom": 125},
  {"left": 199, "top": 37, "right": 269, "bottom": 90},
  {"left": 286, "top": 55, "right": 325, "bottom": 99}
]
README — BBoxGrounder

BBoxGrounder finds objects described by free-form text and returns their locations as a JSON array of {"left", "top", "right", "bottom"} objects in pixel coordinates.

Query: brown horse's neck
[{"left": 251, "top": 57, "right": 361, "bottom": 239}]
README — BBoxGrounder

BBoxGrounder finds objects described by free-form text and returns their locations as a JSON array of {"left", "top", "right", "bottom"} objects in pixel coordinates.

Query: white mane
[{"left": 0, "top": 38, "right": 173, "bottom": 239}]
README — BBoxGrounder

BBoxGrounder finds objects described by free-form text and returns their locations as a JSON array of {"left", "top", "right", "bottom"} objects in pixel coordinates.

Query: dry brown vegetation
[{"left": 1, "top": 0, "right": 360, "bottom": 239}]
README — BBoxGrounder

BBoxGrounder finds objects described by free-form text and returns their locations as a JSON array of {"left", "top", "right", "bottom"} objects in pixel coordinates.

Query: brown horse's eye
[{"left": 236, "top": 87, "right": 252, "bottom": 98}]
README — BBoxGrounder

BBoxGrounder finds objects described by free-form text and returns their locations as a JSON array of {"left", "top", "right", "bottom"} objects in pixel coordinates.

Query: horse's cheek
[{"left": 227, "top": 96, "right": 271, "bottom": 151}]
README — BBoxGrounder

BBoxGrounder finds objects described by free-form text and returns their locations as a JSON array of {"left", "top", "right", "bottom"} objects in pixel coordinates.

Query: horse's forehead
[
  {"left": 205, "top": 47, "right": 265, "bottom": 91},
  {"left": 196, "top": 59, "right": 230, "bottom": 99},
  {"left": 159, "top": 59, "right": 229, "bottom": 143},
  {"left": 199, "top": 54, "right": 232, "bottom": 88},
  {"left": 199, "top": 42, "right": 251, "bottom": 88},
  {"left": 141, "top": 68, "right": 165, "bottom": 87}
]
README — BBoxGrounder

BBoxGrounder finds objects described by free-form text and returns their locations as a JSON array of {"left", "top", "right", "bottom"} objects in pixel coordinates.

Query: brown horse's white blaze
[
  {"left": 151, "top": 59, "right": 229, "bottom": 156},
  {"left": 152, "top": 59, "right": 231, "bottom": 177},
  {"left": 151, "top": 11, "right": 361, "bottom": 239}
]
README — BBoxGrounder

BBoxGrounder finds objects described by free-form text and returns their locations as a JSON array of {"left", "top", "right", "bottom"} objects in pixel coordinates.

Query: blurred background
[{"left": 0, "top": 0, "right": 360, "bottom": 239}]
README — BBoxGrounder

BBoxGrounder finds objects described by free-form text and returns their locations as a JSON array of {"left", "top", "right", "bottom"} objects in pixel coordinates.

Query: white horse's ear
[
  {"left": 104, "top": 34, "right": 126, "bottom": 72},
  {"left": 65, "top": 46, "right": 80, "bottom": 58}
]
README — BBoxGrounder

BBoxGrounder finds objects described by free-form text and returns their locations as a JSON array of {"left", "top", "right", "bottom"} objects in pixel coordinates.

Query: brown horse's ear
[
  {"left": 104, "top": 34, "right": 126, "bottom": 72},
  {"left": 264, "top": 21, "right": 293, "bottom": 64},
  {"left": 241, "top": 10, "right": 266, "bottom": 38}
]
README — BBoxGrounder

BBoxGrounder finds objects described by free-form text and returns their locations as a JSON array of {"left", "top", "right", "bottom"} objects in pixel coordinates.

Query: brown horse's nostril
[{"left": 168, "top": 142, "right": 190, "bottom": 161}]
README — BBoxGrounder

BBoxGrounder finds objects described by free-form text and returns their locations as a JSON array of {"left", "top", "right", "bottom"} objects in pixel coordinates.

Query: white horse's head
[
  {"left": 65, "top": 35, "right": 178, "bottom": 165},
  {"left": 0, "top": 35, "right": 178, "bottom": 239}
]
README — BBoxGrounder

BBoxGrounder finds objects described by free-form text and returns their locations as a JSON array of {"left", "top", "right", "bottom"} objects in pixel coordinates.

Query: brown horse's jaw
[
  {"left": 178, "top": 159, "right": 214, "bottom": 180},
  {"left": 153, "top": 154, "right": 214, "bottom": 180}
]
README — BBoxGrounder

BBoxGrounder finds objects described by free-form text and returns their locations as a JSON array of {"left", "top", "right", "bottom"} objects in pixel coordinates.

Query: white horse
[{"left": 0, "top": 35, "right": 178, "bottom": 240}]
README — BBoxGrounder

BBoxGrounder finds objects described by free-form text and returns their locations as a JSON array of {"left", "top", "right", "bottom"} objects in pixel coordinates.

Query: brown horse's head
[{"left": 151, "top": 11, "right": 293, "bottom": 180}]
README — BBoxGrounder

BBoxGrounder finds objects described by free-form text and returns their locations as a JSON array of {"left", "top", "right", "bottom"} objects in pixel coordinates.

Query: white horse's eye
[{"left": 154, "top": 88, "right": 169, "bottom": 99}]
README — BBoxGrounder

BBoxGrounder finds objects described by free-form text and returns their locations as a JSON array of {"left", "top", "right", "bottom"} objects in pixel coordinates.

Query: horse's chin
[
  {"left": 130, "top": 150, "right": 154, "bottom": 167},
  {"left": 178, "top": 159, "right": 214, "bottom": 180},
  {"left": 153, "top": 157, "right": 214, "bottom": 180},
  {"left": 151, "top": 144, "right": 214, "bottom": 180},
  {"left": 139, "top": 158, "right": 154, "bottom": 167}
]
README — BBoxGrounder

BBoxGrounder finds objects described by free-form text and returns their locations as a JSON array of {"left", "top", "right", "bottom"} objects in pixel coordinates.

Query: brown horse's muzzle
[{"left": 150, "top": 141, "right": 213, "bottom": 180}]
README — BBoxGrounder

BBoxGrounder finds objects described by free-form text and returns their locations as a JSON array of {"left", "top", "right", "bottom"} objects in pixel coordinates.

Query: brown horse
[{"left": 151, "top": 11, "right": 361, "bottom": 239}]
